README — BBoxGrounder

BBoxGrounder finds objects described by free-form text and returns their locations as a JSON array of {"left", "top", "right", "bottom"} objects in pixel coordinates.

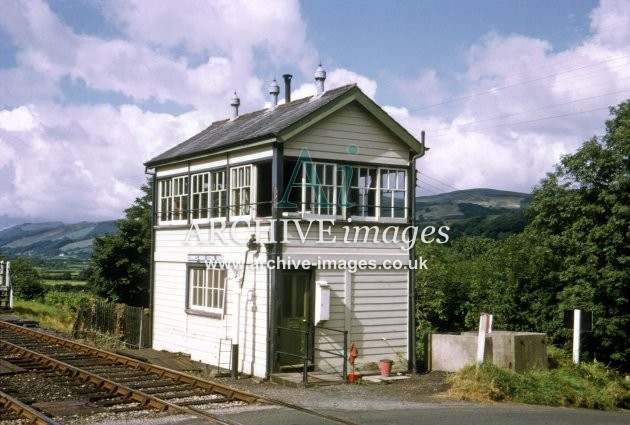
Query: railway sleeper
[
  {"left": 173, "top": 397, "right": 231, "bottom": 407},
  {"left": 95, "top": 368, "right": 149, "bottom": 375},
  {"left": 137, "top": 385, "right": 196, "bottom": 396},
  {"left": 98, "top": 374, "right": 162, "bottom": 383},
  {"left": 97, "top": 397, "right": 139, "bottom": 407},
  {"left": 103, "top": 405, "right": 146, "bottom": 414},
  {"left": 150, "top": 390, "right": 210, "bottom": 400},
  {"left": 128, "top": 380, "right": 186, "bottom": 390}
]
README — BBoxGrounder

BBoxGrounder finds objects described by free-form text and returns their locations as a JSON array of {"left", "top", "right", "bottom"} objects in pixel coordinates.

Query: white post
[
  {"left": 573, "top": 309, "right": 581, "bottom": 364},
  {"left": 476, "top": 313, "right": 492, "bottom": 365},
  {"left": 0, "top": 261, "right": 4, "bottom": 287}
]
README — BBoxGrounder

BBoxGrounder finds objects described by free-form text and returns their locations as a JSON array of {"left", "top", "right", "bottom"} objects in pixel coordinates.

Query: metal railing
[
  {"left": 275, "top": 324, "right": 348, "bottom": 385},
  {"left": 314, "top": 325, "right": 348, "bottom": 383}
]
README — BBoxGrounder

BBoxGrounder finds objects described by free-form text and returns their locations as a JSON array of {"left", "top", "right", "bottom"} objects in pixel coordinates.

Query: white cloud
[
  {"left": 408, "top": 1, "right": 630, "bottom": 194},
  {"left": 0, "top": 103, "right": 207, "bottom": 221},
  {"left": 0, "top": 0, "right": 629, "bottom": 224},
  {"left": 0, "top": 106, "right": 39, "bottom": 132}
]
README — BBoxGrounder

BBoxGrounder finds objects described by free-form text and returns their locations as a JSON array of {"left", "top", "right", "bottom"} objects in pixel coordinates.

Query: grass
[
  {"left": 42, "top": 279, "right": 87, "bottom": 287},
  {"left": 443, "top": 349, "right": 629, "bottom": 410},
  {"left": 12, "top": 299, "right": 76, "bottom": 333}
]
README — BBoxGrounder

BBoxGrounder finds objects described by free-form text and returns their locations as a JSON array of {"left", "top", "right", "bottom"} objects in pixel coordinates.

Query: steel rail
[
  {"left": 0, "top": 389, "right": 61, "bottom": 425},
  {"left": 0, "top": 338, "right": 242, "bottom": 425},
  {"left": 0, "top": 321, "right": 359, "bottom": 425},
  {"left": 0, "top": 321, "right": 258, "bottom": 403}
]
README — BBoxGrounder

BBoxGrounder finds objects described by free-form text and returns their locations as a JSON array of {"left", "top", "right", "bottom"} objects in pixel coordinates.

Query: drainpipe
[
  {"left": 409, "top": 131, "right": 428, "bottom": 372},
  {"left": 232, "top": 235, "right": 260, "bottom": 379},
  {"left": 267, "top": 142, "right": 284, "bottom": 379},
  {"left": 145, "top": 167, "right": 157, "bottom": 349}
]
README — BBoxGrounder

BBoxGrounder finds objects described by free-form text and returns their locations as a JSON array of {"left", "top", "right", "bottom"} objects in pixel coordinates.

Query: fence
[{"left": 72, "top": 299, "right": 151, "bottom": 349}]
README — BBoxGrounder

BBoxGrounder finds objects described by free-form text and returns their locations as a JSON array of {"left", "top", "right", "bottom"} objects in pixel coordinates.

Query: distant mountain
[
  {"left": 415, "top": 188, "right": 532, "bottom": 240},
  {"left": 0, "top": 220, "right": 118, "bottom": 259},
  {"left": 415, "top": 188, "right": 530, "bottom": 222}
]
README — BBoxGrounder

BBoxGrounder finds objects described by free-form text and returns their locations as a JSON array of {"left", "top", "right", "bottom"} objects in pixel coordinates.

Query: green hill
[
  {"left": 415, "top": 188, "right": 531, "bottom": 240},
  {"left": 0, "top": 220, "right": 117, "bottom": 259}
]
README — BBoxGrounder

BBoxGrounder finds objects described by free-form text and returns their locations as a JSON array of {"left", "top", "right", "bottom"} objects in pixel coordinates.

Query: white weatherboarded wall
[
  {"left": 282, "top": 223, "right": 410, "bottom": 374},
  {"left": 152, "top": 225, "right": 270, "bottom": 378}
]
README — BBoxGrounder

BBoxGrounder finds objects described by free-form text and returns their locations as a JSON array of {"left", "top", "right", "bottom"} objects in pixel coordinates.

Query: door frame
[{"left": 272, "top": 269, "right": 314, "bottom": 371}]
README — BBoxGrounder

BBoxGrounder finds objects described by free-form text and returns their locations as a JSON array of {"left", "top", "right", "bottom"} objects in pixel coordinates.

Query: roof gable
[{"left": 145, "top": 84, "right": 422, "bottom": 167}]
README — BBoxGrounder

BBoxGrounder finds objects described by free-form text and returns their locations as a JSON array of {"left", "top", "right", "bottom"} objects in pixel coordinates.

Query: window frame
[
  {"left": 302, "top": 161, "right": 341, "bottom": 219},
  {"left": 348, "top": 165, "right": 378, "bottom": 221},
  {"left": 189, "top": 169, "right": 228, "bottom": 223},
  {"left": 186, "top": 265, "right": 227, "bottom": 317},
  {"left": 230, "top": 164, "right": 254, "bottom": 219},
  {"left": 283, "top": 160, "right": 408, "bottom": 222},
  {"left": 157, "top": 175, "right": 189, "bottom": 224},
  {"left": 378, "top": 168, "right": 407, "bottom": 220}
]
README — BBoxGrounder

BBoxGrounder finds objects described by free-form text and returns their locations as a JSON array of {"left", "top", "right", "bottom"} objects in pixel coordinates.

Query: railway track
[{"left": 0, "top": 320, "right": 357, "bottom": 425}]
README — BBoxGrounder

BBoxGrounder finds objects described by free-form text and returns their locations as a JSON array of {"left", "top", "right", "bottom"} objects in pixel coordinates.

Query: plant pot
[{"left": 379, "top": 359, "right": 393, "bottom": 377}]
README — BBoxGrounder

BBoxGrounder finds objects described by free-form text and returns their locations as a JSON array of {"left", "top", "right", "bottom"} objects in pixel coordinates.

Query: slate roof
[{"left": 145, "top": 84, "right": 359, "bottom": 167}]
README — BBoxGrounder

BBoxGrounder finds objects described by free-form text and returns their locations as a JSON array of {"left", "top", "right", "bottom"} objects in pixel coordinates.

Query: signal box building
[{"left": 144, "top": 68, "right": 427, "bottom": 379}]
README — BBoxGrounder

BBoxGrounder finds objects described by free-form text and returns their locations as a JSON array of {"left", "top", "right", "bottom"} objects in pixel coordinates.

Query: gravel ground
[
  {"left": 72, "top": 372, "right": 453, "bottom": 425},
  {"left": 1, "top": 367, "right": 453, "bottom": 424},
  {"left": 212, "top": 371, "right": 452, "bottom": 410}
]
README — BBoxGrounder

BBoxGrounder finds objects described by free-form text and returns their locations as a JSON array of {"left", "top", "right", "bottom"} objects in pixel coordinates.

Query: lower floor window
[{"left": 188, "top": 267, "right": 226, "bottom": 314}]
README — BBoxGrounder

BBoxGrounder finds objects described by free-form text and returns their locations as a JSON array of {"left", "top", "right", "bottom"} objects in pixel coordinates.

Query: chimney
[
  {"left": 230, "top": 91, "right": 240, "bottom": 120},
  {"left": 314, "top": 64, "right": 326, "bottom": 95},
  {"left": 269, "top": 78, "right": 279, "bottom": 109},
  {"left": 282, "top": 74, "right": 292, "bottom": 103}
]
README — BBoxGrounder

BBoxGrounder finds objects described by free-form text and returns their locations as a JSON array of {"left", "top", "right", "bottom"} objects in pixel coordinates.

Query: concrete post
[{"left": 573, "top": 309, "right": 581, "bottom": 364}]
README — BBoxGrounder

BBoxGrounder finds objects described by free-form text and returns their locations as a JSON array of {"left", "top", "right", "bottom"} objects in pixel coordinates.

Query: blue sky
[{"left": 0, "top": 0, "right": 629, "bottom": 223}]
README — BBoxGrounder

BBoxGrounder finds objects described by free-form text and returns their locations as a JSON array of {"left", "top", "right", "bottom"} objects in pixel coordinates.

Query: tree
[
  {"left": 87, "top": 181, "right": 152, "bottom": 306},
  {"left": 9, "top": 257, "right": 46, "bottom": 299},
  {"left": 527, "top": 100, "right": 630, "bottom": 369}
]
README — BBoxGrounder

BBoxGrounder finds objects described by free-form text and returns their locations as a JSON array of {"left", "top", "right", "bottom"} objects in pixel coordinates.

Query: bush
[
  {"left": 445, "top": 360, "right": 630, "bottom": 410},
  {"left": 43, "top": 290, "right": 95, "bottom": 313},
  {"left": 9, "top": 258, "right": 47, "bottom": 300}
]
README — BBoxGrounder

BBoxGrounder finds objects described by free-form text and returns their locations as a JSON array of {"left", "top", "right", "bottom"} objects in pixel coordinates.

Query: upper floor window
[
  {"left": 349, "top": 167, "right": 377, "bottom": 217},
  {"left": 156, "top": 160, "right": 407, "bottom": 224},
  {"left": 379, "top": 168, "right": 406, "bottom": 218},
  {"left": 281, "top": 161, "right": 407, "bottom": 220},
  {"left": 230, "top": 165, "right": 252, "bottom": 217},
  {"left": 191, "top": 173, "right": 209, "bottom": 220},
  {"left": 209, "top": 170, "right": 227, "bottom": 218},
  {"left": 159, "top": 176, "right": 188, "bottom": 222},
  {"left": 304, "top": 162, "right": 340, "bottom": 216}
]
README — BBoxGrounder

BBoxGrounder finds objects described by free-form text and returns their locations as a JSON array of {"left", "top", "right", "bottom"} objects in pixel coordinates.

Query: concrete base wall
[{"left": 430, "top": 331, "right": 547, "bottom": 373}]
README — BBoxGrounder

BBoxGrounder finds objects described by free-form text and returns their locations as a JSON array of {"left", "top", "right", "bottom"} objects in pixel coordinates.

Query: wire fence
[{"left": 72, "top": 299, "right": 151, "bottom": 349}]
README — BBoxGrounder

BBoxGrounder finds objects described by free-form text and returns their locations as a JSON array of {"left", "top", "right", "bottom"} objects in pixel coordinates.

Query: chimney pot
[
  {"left": 314, "top": 64, "right": 326, "bottom": 95},
  {"left": 230, "top": 91, "right": 240, "bottom": 119},
  {"left": 269, "top": 78, "right": 279, "bottom": 109},
  {"left": 282, "top": 74, "right": 292, "bottom": 103}
]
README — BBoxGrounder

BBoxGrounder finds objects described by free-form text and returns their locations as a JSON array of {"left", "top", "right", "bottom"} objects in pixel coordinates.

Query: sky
[{"left": 0, "top": 0, "right": 629, "bottom": 224}]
